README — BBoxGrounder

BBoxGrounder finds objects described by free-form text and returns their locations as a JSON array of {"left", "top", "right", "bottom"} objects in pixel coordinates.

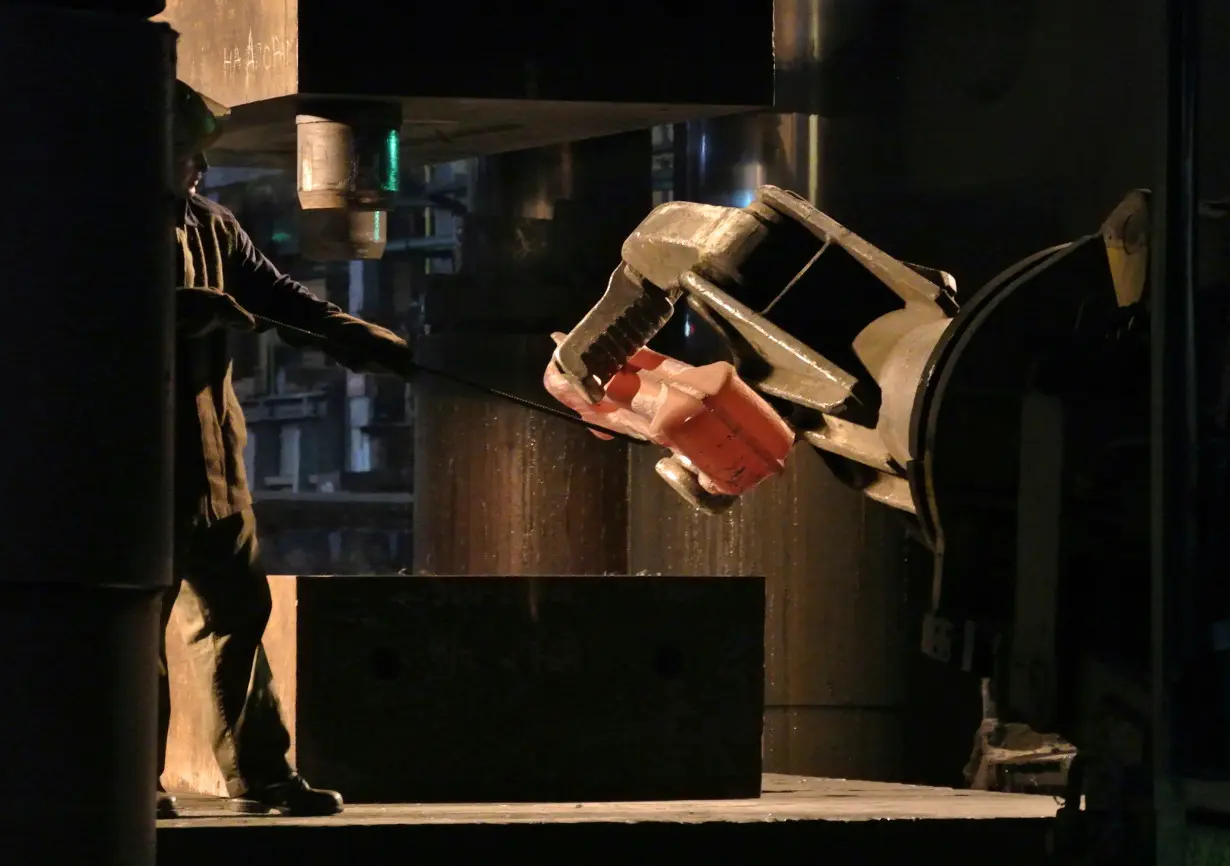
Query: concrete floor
[{"left": 157, "top": 774, "right": 1061, "bottom": 865}]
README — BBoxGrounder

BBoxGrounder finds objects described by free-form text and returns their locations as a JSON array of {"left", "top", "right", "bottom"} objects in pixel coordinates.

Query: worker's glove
[
  {"left": 365, "top": 328, "right": 418, "bottom": 378},
  {"left": 176, "top": 286, "right": 257, "bottom": 338},
  {"left": 327, "top": 318, "right": 418, "bottom": 378}
]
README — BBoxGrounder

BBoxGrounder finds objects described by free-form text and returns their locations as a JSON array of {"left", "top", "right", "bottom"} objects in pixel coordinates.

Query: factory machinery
[
  {"left": 1, "top": 0, "right": 1213, "bottom": 864},
  {"left": 543, "top": 183, "right": 1156, "bottom": 859},
  {"left": 531, "top": 0, "right": 1227, "bottom": 860}
]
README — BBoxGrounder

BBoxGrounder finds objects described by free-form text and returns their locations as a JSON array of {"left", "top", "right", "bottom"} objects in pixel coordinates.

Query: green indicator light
[{"left": 384, "top": 130, "right": 400, "bottom": 193}]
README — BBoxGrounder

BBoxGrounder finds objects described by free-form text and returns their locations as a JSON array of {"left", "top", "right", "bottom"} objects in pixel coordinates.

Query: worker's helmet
[{"left": 173, "top": 80, "right": 230, "bottom": 159}]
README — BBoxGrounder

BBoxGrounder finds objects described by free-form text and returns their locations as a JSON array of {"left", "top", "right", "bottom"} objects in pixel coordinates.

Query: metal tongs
[{"left": 248, "top": 313, "right": 647, "bottom": 446}]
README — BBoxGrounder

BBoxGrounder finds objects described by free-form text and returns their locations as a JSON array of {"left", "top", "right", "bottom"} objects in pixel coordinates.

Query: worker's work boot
[
  {"left": 156, "top": 789, "right": 179, "bottom": 819},
  {"left": 228, "top": 774, "right": 344, "bottom": 817}
]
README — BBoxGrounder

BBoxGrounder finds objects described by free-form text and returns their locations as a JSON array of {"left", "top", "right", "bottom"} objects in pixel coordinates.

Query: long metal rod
[
  {"left": 1151, "top": 0, "right": 1199, "bottom": 858},
  {"left": 249, "top": 314, "right": 648, "bottom": 446}
]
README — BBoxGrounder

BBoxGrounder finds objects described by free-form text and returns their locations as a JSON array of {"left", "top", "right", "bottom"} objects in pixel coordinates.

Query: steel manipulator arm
[
  {"left": 544, "top": 184, "right": 1152, "bottom": 725},
  {"left": 544, "top": 184, "right": 962, "bottom": 517},
  {"left": 546, "top": 183, "right": 1147, "bottom": 518}
]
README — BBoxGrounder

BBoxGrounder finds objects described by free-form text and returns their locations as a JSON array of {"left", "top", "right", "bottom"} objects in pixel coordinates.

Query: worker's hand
[
  {"left": 364, "top": 327, "right": 418, "bottom": 378},
  {"left": 176, "top": 286, "right": 257, "bottom": 338},
  {"left": 328, "top": 319, "right": 417, "bottom": 378}
]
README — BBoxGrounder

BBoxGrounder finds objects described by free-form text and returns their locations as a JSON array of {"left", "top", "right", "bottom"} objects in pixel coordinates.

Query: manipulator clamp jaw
[{"left": 550, "top": 184, "right": 960, "bottom": 516}]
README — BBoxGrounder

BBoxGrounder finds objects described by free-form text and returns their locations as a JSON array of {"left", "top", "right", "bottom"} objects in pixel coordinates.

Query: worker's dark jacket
[{"left": 175, "top": 193, "right": 398, "bottom": 524}]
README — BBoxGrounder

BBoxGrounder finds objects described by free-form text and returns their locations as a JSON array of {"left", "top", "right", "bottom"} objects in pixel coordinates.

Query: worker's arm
[
  {"left": 177, "top": 286, "right": 256, "bottom": 337},
  {"left": 222, "top": 216, "right": 414, "bottom": 376}
]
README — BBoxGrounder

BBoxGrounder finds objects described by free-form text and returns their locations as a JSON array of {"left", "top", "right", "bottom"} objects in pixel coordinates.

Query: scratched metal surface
[
  {"left": 154, "top": 0, "right": 774, "bottom": 167},
  {"left": 660, "top": 6, "right": 920, "bottom": 777},
  {"left": 413, "top": 334, "right": 628, "bottom": 577},
  {"left": 634, "top": 0, "right": 999, "bottom": 786},
  {"left": 156, "top": 0, "right": 299, "bottom": 107},
  {"left": 627, "top": 440, "right": 919, "bottom": 781},
  {"left": 164, "top": 773, "right": 1060, "bottom": 824}
]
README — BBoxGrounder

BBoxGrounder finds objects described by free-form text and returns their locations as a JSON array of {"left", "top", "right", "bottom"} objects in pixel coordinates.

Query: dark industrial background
[
  {"left": 3, "top": 0, "right": 1226, "bottom": 863},
  {"left": 200, "top": 0, "right": 1229, "bottom": 792}
]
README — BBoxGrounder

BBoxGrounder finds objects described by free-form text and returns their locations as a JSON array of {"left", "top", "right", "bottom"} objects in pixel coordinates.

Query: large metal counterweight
[{"left": 0, "top": 3, "right": 175, "bottom": 864}]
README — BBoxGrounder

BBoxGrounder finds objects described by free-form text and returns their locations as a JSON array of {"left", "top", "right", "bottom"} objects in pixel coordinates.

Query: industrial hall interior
[{"left": 3, "top": 1, "right": 1228, "bottom": 865}]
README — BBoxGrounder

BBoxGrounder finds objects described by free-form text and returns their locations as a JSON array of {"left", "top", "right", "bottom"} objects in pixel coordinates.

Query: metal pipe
[
  {"left": 0, "top": 5, "right": 175, "bottom": 864},
  {"left": 1150, "top": 0, "right": 1199, "bottom": 859},
  {"left": 296, "top": 101, "right": 403, "bottom": 262}
]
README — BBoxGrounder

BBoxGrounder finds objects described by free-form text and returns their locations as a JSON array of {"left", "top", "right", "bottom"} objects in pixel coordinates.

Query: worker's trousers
[{"left": 157, "top": 508, "right": 293, "bottom": 798}]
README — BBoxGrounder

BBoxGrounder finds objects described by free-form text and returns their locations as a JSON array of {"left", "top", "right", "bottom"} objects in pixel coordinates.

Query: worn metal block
[
  {"left": 165, "top": 574, "right": 765, "bottom": 802},
  {"left": 155, "top": 0, "right": 773, "bottom": 164}
]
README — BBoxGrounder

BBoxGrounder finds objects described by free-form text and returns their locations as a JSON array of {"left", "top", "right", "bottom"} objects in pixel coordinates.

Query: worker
[{"left": 158, "top": 81, "right": 415, "bottom": 819}]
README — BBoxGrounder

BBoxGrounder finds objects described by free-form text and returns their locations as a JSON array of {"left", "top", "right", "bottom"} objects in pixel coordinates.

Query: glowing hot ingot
[{"left": 544, "top": 334, "right": 795, "bottom": 513}]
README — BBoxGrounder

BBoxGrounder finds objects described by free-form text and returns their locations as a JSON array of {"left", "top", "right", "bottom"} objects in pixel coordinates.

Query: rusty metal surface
[
  {"left": 413, "top": 132, "right": 648, "bottom": 576},
  {"left": 159, "top": 0, "right": 771, "bottom": 106},
  {"left": 627, "top": 442, "right": 912, "bottom": 780},
  {"left": 154, "top": 0, "right": 772, "bottom": 165},
  {"left": 156, "top": 776, "right": 1057, "bottom": 866},
  {"left": 413, "top": 335, "right": 628, "bottom": 576},
  {"left": 156, "top": 0, "right": 299, "bottom": 107},
  {"left": 627, "top": 3, "right": 980, "bottom": 781},
  {"left": 214, "top": 574, "right": 764, "bottom": 803},
  {"left": 633, "top": 193, "right": 909, "bottom": 777},
  {"left": 162, "top": 773, "right": 1059, "bottom": 824}
]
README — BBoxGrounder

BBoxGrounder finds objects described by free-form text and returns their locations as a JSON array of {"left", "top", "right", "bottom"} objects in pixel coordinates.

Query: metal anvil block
[{"left": 163, "top": 573, "right": 766, "bottom": 802}]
